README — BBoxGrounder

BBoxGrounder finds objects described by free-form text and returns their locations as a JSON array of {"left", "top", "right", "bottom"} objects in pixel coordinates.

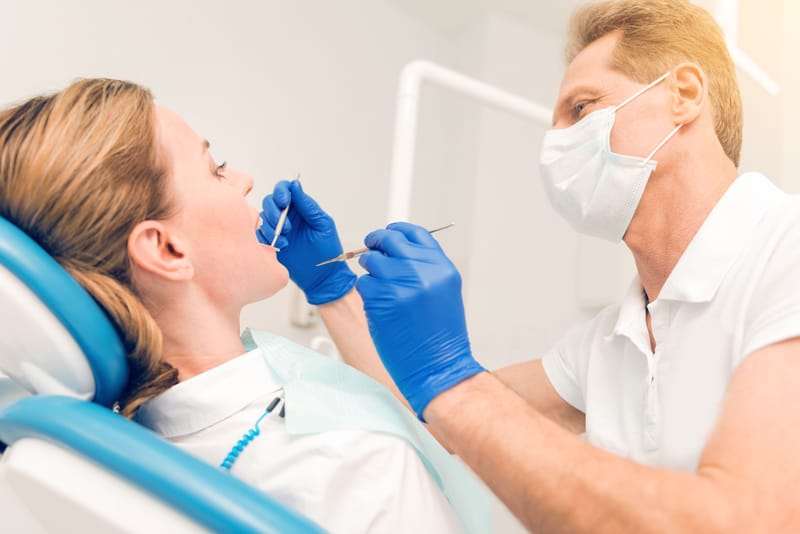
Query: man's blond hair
[{"left": 567, "top": 0, "right": 743, "bottom": 166}]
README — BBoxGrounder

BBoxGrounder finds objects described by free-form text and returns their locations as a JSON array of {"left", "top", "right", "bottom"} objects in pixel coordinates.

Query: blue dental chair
[{"left": 0, "top": 216, "right": 325, "bottom": 533}]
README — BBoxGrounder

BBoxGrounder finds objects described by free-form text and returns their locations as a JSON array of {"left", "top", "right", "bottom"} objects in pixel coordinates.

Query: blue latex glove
[
  {"left": 355, "top": 222, "right": 486, "bottom": 419},
  {"left": 257, "top": 180, "right": 356, "bottom": 305}
]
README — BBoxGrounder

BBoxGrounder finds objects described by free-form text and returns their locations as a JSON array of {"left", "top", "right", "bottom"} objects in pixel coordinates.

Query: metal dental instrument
[
  {"left": 271, "top": 201, "right": 290, "bottom": 248},
  {"left": 271, "top": 173, "right": 299, "bottom": 249},
  {"left": 315, "top": 222, "right": 455, "bottom": 267}
]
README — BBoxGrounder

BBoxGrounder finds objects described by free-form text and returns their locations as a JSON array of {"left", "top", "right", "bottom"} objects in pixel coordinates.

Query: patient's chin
[{"left": 255, "top": 263, "right": 290, "bottom": 301}]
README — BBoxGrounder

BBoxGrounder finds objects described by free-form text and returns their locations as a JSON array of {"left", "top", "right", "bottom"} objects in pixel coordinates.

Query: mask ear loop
[
  {"left": 611, "top": 70, "right": 682, "bottom": 166},
  {"left": 644, "top": 123, "right": 683, "bottom": 164},
  {"left": 615, "top": 71, "right": 672, "bottom": 112}
]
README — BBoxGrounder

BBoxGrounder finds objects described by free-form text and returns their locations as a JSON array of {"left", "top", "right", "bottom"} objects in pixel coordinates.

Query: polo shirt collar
[
  {"left": 608, "top": 276, "right": 650, "bottom": 354},
  {"left": 656, "top": 172, "right": 782, "bottom": 303},
  {"left": 134, "top": 347, "right": 282, "bottom": 438},
  {"left": 609, "top": 172, "right": 783, "bottom": 346}
]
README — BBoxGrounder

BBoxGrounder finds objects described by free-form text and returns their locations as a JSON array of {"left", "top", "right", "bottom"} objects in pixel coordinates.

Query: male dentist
[{"left": 260, "top": 1, "right": 800, "bottom": 532}]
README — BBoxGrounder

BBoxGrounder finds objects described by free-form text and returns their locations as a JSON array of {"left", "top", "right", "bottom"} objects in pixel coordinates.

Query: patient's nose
[{"left": 231, "top": 168, "right": 254, "bottom": 196}]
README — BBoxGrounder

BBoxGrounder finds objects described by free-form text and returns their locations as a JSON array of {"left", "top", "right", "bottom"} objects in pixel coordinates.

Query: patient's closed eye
[{"left": 215, "top": 161, "right": 227, "bottom": 179}]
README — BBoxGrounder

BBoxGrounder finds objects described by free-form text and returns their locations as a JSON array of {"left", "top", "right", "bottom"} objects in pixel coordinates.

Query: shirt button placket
[
  {"left": 644, "top": 306, "right": 665, "bottom": 451},
  {"left": 644, "top": 372, "right": 658, "bottom": 450}
]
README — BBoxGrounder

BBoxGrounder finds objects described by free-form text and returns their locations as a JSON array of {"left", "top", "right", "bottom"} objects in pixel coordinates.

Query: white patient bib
[{"left": 242, "top": 328, "right": 492, "bottom": 534}]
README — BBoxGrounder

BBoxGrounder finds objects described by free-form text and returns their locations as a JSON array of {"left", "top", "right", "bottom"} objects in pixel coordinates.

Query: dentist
[{"left": 262, "top": 1, "right": 800, "bottom": 532}]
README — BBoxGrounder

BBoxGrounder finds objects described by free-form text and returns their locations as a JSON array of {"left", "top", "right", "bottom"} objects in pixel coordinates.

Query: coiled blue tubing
[{"left": 220, "top": 396, "right": 284, "bottom": 470}]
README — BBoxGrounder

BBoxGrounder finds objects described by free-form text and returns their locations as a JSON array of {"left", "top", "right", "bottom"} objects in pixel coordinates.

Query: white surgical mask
[{"left": 539, "top": 71, "right": 682, "bottom": 242}]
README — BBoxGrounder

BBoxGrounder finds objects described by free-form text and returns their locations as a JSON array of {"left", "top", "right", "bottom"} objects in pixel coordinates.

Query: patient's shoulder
[{"left": 256, "top": 429, "right": 463, "bottom": 533}]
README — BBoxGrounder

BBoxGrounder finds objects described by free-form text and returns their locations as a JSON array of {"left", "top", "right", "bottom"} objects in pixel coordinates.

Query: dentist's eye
[
  {"left": 573, "top": 102, "right": 588, "bottom": 118},
  {"left": 214, "top": 161, "right": 227, "bottom": 179}
]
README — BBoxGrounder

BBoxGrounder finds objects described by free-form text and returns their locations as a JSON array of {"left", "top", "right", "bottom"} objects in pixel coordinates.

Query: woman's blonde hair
[
  {"left": 566, "top": 0, "right": 743, "bottom": 167},
  {"left": 0, "top": 78, "right": 178, "bottom": 417}
]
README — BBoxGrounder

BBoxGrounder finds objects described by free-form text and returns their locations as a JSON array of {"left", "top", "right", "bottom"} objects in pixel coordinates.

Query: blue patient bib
[{"left": 241, "top": 328, "right": 492, "bottom": 534}]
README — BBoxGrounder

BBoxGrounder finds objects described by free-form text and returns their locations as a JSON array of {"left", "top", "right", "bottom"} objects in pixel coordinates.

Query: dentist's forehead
[
  {"left": 558, "top": 32, "right": 619, "bottom": 100},
  {"left": 553, "top": 32, "right": 633, "bottom": 125}
]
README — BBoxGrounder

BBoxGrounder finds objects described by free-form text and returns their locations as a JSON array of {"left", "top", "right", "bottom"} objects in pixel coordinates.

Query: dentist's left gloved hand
[
  {"left": 356, "top": 222, "right": 486, "bottom": 420},
  {"left": 257, "top": 180, "right": 356, "bottom": 305}
]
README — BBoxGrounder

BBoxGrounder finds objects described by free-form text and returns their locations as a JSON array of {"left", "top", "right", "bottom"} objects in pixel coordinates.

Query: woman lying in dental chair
[{"left": 0, "top": 78, "right": 488, "bottom": 534}]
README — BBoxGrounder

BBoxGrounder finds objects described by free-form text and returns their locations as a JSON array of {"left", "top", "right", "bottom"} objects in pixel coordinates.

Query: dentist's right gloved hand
[
  {"left": 356, "top": 222, "right": 486, "bottom": 420},
  {"left": 257, "top": 180, "right": 356, "bottom": 305}
]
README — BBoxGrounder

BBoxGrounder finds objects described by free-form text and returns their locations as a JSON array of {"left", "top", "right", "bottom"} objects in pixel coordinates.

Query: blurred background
[{"left": 1, "top": 1, "right": 795, "bottom": 531}]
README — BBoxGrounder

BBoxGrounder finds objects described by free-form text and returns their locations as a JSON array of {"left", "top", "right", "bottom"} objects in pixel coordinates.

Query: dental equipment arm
[
  {"left": 387, "top": 59, "right": 551, "bottom": 223},
  {"left": 356, "top": 223, "right": 800, "bottom": 533}
]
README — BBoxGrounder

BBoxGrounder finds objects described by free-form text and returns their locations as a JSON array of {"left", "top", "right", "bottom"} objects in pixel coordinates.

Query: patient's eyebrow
[{"left": 203, "top": 139, "right": 210, "bottom": 153}]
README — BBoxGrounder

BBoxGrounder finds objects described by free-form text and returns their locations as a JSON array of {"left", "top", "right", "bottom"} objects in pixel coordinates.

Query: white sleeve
[
  {"left": 541, "top": 340, "right": 585, "bottom": 413},
  {"left": 257, "top": 429, "right": 463, "bottom": 534},
  {"left": 540, "top": 309, "right": 614, "bottom": 414},
  {"left": 742, "top": 214, "right": 800, "bottom": 357}
]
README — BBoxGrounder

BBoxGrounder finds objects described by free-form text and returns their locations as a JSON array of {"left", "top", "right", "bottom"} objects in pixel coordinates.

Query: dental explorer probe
[
  {"left": 315, "top": 222, "right": 455, "bottom": 267},
  {"left": 270, "top": 173, "right": 300, "bottom": 249}
]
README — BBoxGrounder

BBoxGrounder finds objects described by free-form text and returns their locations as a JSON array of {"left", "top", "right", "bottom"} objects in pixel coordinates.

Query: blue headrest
[{"left": 0, "top": 217, "right": 127, "bottom": 406}]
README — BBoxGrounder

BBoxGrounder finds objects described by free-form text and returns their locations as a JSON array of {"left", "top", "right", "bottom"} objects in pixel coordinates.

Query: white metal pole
[
  {"left": 715, "top": 0, "right": 780, "bottom": 95},
  {"left": 387, "top": 59, "right": 552, "bottom": 223}
]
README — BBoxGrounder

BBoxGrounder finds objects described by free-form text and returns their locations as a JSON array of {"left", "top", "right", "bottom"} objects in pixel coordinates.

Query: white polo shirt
[
  {"left": 135, "top": 347, "right": 462, "bottom": 534},
  {"left": 542, "top": 173, "right": 800, "bottom": 471}
]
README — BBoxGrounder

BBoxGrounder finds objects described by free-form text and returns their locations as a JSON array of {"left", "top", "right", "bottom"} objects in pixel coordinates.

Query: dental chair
[{"left": 0, "top": 217, "right": 325, "bottom": 533}]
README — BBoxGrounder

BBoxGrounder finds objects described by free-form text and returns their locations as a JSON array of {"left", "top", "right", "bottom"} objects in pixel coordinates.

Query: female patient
[{"left": 0, "top": 79, "right": 487, "bottom": 533}]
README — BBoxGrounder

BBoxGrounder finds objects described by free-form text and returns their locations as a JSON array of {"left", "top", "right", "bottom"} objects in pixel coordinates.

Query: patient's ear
[{"left": 128, "top": 220, "right": 193, "bottom": 281}]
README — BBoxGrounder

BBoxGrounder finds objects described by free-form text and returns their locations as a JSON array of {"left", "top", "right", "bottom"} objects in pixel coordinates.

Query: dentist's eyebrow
[{"left": 553, "top": 85, "right": 603, "bottom": 125}]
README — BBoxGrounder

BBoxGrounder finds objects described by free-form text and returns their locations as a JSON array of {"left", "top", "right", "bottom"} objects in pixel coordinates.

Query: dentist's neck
[{"left": 623, "top": 139, "right": 738, "bottom": 302}]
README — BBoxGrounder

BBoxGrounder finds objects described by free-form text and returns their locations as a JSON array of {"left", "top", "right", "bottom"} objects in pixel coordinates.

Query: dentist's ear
[
  {"left": 128, "top": 220, "right": 194, "bottom": 281},
  {"left": 669, "top": 62, "right": 706, "bottom": 125}
]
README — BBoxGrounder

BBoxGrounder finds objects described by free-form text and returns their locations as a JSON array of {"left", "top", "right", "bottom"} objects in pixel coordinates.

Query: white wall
[
  {"left": 402, "top": 4, "right": 795, "bottom": 530},
  {"left": 737, "top": 0, "right": 784, "bottom": 180},
  {"left": 4, "top": 0, "right": 788, "bottom": 376},
  {"left": 0, "top": 1, "right": 522, "bottom": 531},
  {"left": 452, "top": 14, "right": 597, "bottom": 371},
  {"left": 1, "top": 1, "right": 794, "bottom": 533},
  {"left": 781, "top": 1, "right": 800, "bottom": 194},
  {"left": 0, "top": 0, "right": 463, "bottom": 346}
]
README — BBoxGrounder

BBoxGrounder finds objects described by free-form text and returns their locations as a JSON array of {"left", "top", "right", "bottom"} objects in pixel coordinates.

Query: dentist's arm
[
  {"left": 316, "top": 288, "right": 406, "bottom": 403},
  {"left": 259, "top": 182, "right": 582, "bottom": 434},
  {"left": 493, "top": 359, "right": 585, "bottom": 435},
  {"left": 356, "top": 223, "right": 800, "bottom": 534},
  {"left": 257, "top": 182, "right": 403, "bottom": 400}
]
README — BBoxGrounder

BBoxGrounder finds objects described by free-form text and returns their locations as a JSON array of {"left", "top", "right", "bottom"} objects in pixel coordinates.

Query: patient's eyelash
[{"left": 215, "top": 161, "right": 227, "bottom": 178}]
